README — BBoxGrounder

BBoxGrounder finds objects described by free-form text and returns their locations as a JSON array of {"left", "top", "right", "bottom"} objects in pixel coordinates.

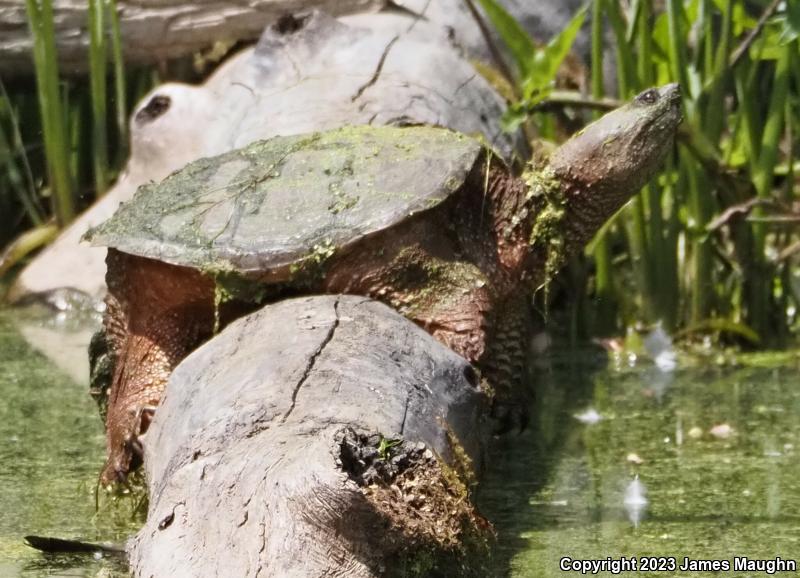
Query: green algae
[
  {"left": 0, "top": 309, "right": 136, "bottom": 577},
  {"left": 524, "top": 165, "right": 568, "bottom": 311},
  {"left": 479, "top": 351, "right": 800, "bottom": 577},
  {"left": 84, "top": 125, "right": 483, "bottom": 279},
  {"left": 387, "top": 247, "right": 488, "bottom": 320},
  {"left": 526, "top": 166, "right": 567, "bottom": 275}
]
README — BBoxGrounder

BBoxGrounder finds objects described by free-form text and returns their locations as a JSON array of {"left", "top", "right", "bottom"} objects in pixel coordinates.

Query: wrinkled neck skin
[{"left": 514, "top": 83, "right": 682, "bottom": 287}]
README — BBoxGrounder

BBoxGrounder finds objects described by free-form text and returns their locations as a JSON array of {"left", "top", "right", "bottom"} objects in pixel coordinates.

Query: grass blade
[
  {"left": 89, "top": 0, "right": 109, "bottom": 195},
  {"left": 106, "top": 0, "right": 128, "bottom": 164},
  {"left": 25, "top": 0, "right": 74, "bottom": 226},
  {"left": 473, "top": 0, "right": 537, "bottom": 78}
]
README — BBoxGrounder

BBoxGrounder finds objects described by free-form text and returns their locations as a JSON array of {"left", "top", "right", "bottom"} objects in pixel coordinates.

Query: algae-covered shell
[{"left": 86, "top": 125, "right": 484, "bottom": 281}]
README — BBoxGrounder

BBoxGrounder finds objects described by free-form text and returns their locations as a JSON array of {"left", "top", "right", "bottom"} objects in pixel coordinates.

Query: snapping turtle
[{"left": 87, "top": 83, "right": 681, "bottom": 484}]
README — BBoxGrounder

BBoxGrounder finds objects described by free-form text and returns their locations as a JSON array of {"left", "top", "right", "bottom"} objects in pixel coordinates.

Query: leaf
[
  {"left": 678, "top": 318, "right": 761, "bottom": 345},
  {"left": 730, "top": 1, "right": 758, "bottom": 36},
  {"left": 750, "top": 23, "right": 790, "bottom": 60},
  {"left": 471, "top": 59, "right": 517, "bottom": 102},
  {"left": 522, "top": 5, "right": 588, "bottom": 98},
  {"left": 474, "top": 0, "right": 536, "bottom": 78},
  {"left": 499, "top": 102, "right": 530, "bottom": 132}
]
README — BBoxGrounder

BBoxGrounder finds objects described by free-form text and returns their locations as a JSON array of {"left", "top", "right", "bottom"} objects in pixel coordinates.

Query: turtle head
[
  {"left": 523, "top": 85, "right": 681, "bottom": 282},
  {"left": 548, "top": 83, "right": 682, "bottom": 206},
  {"left": 529, "top": 84, "right": 681, "bottom": 257}
]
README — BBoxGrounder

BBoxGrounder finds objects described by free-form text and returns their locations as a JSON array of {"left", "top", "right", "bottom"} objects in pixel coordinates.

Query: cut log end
[{"left": 128, "top": 295, "right": 491, "bottom": 577}]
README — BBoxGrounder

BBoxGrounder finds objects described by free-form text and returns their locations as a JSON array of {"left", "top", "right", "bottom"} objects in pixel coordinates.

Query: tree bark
[
  {"left": 0, "top": 0, "right": 382, "bottom": 76},
  {"left": 128, "top": 295, "right": 490, "bottom": 578},
  {"left": 0, "top": 0, "right": 586, "bottom": 76}
]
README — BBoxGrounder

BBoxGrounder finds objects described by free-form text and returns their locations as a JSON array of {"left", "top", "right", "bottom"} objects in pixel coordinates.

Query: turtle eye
[
  {"left": 636, "top": 88, "right": 659, "bottom": 105},
  {"left": 135, "top": 94, "right": 171, "bottom": 124}
]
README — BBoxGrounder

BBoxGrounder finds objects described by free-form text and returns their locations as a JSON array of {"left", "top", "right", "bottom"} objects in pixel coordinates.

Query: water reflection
[
  {"left": 479, "top": 346, "right": 800, "bottom": 577},
  {"left": 574, "top": 408, "right": 603, "bottom": 425},
  {"left": 623, "top": 476, "right": 648, "bottom": 527},
  {"left": 0, "top": 310, "right": 134, "bottom": 577}
]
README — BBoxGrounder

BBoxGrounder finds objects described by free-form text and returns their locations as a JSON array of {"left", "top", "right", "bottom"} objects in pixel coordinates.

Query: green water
[
  {"left": 480, "top": 350, "right": 800, "bottom": 577},
  {"left": 1, "top": 306, "right": 798, "bottom": 578},
  {"left": 0, "top": 310, "right": 134, "bottom": 577}
]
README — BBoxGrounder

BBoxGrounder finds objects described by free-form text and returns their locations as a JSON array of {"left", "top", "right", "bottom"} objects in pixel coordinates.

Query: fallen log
[
  {"left": 0, "top": 0, "right": 584, "bottom": 76},
  {"left": 0, "top": 0, "right": 382, "bottom": 76},
  {"left": 128, "top": 295, "right": 491, "bottom": 577}
]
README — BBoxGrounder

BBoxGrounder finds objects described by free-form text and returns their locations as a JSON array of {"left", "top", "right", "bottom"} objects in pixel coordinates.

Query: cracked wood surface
[
  {"left": 1, "top": 0, "right": 584, "bottom": 76},
  {"left": 0, "top": 0, "right": 383, "bottom": 75},
  {"left": 129, "top": 295, "right": 485, "bottom": 578}
]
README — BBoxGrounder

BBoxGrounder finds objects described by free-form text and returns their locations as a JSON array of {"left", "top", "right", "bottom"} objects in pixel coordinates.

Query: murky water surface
[
  {"left": 480, "top": 349, "right": 800, "bottom": 577},
  {"left": 0, "top": 309, "right": 134, "bottom": 577},
  {"left": 1, "top": 306, "right": 799, "bottom": 577}
]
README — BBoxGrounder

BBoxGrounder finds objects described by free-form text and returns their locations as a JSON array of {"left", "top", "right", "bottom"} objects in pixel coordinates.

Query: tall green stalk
[
  {"left": 629, "top": 0, "right": 657, "bottom": 322},
  {"left": 665, "top": 0, "right": 713, "bottom": 325},
  {"left": 0, "top": 81, "right": 44, "bottom": 225},
  {"left": 106, "top": 0, "right": 128, "bottom": 165},
  {"left": 704, "top": 0, "right": 733, "bottom": 140},
  {"left": 25, "top": 0, "right": 74, "bottom": 225},
  {"left": 89, "top": 0, "right": 109, "bottom": 195},
  {"left": 590, "top": 0, "right": 618, "bottom": 334},
  {"left": 605, "top": 0, "right": 637, "bottom": 94},
  {"left": 746, "top": 42, "right": 793, "bottom": 340}
]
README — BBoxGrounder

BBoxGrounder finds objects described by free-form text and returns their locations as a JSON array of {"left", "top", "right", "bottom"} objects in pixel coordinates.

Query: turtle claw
[
  {"left": 138, "top": 405, "right": 157, "bottom": 434},
  {"left": 129, "top": 404, "right": 157, "bottom": 464}
]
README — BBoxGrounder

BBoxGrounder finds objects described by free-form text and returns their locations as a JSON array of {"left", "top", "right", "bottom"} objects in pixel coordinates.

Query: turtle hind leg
[{"left": 482, "top": 294, "right": 534, "bottom": 434}]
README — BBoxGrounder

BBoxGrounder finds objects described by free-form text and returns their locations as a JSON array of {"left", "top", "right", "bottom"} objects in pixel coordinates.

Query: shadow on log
[{"left": 129, "top": 295, "right": 492, "bottom": 577}]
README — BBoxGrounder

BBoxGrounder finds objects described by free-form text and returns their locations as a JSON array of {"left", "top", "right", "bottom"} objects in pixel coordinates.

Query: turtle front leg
[
  {"left": 414, "top": 286, "right": 532, "bottom": 433},
  {"left": 396, "top": 266, "right": 531, "bottom": 432},
  {"left": 401, "top": 265, "right": 493, "bottom": 366},
  {"left": 101, "top": 307, "right": 212, "bottom": 485},
  {"left": 100, "top": 251, "right": 216, "bottom": 485}
]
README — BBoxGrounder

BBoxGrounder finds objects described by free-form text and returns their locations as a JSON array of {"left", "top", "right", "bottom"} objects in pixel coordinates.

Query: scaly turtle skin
[{"left": 86, "top": 84, "right": 681, "bottom": 484}]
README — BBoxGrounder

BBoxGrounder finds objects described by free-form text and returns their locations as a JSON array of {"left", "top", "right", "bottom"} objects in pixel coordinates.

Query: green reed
[
  {"left": 25, "top": 0, "right": 74, "bottom": 226},
  {"left": 89, "top": 0, "right": 109, "bottom": 195},
  {"left": 479, "top": 0, "right": 800, "bottom": 345},
  {"left": 0, "top": 0, "right": 147, "bottom": 274}
]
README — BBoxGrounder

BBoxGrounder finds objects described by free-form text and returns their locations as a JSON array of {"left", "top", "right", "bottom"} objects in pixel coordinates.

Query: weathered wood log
[
  {"left": 0, "top": 0, "right": 381, "bottom": 76},
  {"left": 128, "top": 295, "right": 490, "bottom": 577},
  {"left": 0, "top": 0, "right": 584, "bottom": 76},
  {"left": 9, "top": 9, "right": 516, "bottom": 303}
]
